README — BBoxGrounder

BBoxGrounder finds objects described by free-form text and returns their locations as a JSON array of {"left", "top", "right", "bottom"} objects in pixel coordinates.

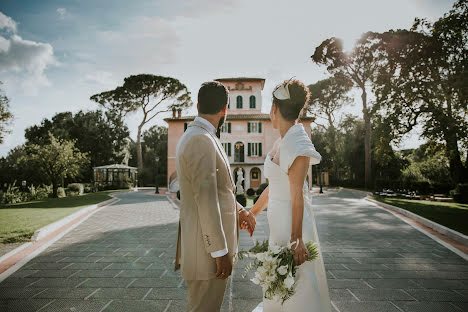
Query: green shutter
[
  {"left": 248, "top": 143, "right": 251, "bottom": 156},
  {"left": 250, "top": 96, "right": 256, "bottom": 109},
  {"left": 228, "top": 123, "right": 231, "bottom": 133},
  {"left": 184, "top": 123, "right": 188, "bottom": 132},
  {"left": 228, "top": 143, "right": 231, "bottom": 156},
  {"left": 258, "top": 122, "right": 262, "bottom": 133},
  {"left": 259, "top": 143, "right": 262, "bottom": 156},
  {"left": 247, "top": 122, "right": 251, "bottom": 133},
  {"left": 237, "top": 96, "right": 243, "bottom": 109}
]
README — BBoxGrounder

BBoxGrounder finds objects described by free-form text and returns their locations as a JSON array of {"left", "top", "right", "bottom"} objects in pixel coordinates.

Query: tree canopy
[
  {"left": 0, "top": 82, "right": 13, "bottom": 144},
  {"left": 371, "top": 0, "right": 468, "bottom": 183},
  {"left": 22, "top": 133, "right": 89, "bottom": 197},
  {"left": 91, "top": 74, "right": 192, "bottom": 169}
]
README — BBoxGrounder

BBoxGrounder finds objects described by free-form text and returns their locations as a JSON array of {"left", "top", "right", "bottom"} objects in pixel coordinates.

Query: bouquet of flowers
[{"left": 239, "top": 240, "right": 319, "bottom": 304}]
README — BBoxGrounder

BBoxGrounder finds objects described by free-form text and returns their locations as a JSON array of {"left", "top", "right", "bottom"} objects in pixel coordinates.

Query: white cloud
[
  {"left": 0, "top": 11, "right": 17, "bottom": 33},
  {"left": 56, "top": 8, "right": 67, "bottom": 19},
  {"left": 83, "top": 70, "right": 116, "bottom": 86},
  {"left": 0, "top": 13, "right": 57, "bottom": 96}
]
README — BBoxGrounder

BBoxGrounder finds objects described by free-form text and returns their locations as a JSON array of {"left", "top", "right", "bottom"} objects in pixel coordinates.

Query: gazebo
[{"left": 93, "top": 164, "right": 138, "bottom": 188}]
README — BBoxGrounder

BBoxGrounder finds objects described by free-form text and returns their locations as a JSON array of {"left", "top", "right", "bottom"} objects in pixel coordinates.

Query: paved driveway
[{"left": 0, "top": 189, "right": 467, "bottom": 312}]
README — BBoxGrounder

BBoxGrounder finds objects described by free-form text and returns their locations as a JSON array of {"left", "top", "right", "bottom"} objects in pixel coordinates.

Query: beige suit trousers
[{"left": 186, "top": 278, "right": 228, "bottom": 312}]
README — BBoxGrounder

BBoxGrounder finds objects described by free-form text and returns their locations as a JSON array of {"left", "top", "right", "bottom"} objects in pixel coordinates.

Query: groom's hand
[
  {"left": 239, "top": 209, "right": 256, "bottom": 237},
  {"left": 215, "top": 254, "right": 232, "bottom": 279}
]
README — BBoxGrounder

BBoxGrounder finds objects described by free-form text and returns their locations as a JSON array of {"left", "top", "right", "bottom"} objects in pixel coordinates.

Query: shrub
[
  {"left": 256, "top": 183, "right": 269, "bottom": 196},
  {"left": 236, "top": 194, "right": 247, "bottom": 207},
  {"left": 57, "top": 187, "right": 66, "bottom": 198},
  {"left": 414, "top": 181, "right": 431, "bottom": 195},
  {"left": 3, "top": 183, "right": 22, "bottom": 204},
  {"left": 253, "top": 196, "right": 260, "bottom": 204},
  {"left": 37, "top": 185, "right": 52, "bottom": 199},
  {"left": 67, "top": 183, "right": 84, "bottom": 195},
  {"left": 26, "top": 184, "right": 50, "bottom": 201},
  {"left": 246, "top": 188, "right": 255, "bottom": 196},
  {"left": 430, "top": 182, "right": 453, "bottom": 195},
  {"left": 450, "top": 183, "right": 468, "bottom": 204},
  {"left": 177, "top": 190, "right": 181, "bottom": 200},
  {"left": 83, "top": 183, "right": 93, "bottom": 193}
]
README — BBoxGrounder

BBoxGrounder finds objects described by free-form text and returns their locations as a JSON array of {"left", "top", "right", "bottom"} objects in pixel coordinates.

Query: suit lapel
[{"left": 188, "top": 121, "right": 235, "bottom": 187}]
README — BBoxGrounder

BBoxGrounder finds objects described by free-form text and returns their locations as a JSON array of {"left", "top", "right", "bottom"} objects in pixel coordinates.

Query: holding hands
[{"left": 239, "top": 208, "right": 256, "bottom": 236}]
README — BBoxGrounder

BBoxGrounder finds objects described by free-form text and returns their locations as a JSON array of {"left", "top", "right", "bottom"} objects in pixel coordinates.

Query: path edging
[
  {"left": 366, "top": 197, "right": 468, "bottom": 246},
  {"left": 31, "top": 197, "right": 116, "bottom": 241},
  {"left": 0, "top": 192, "right": 124, "bottom": 282},
  {"left": 366, "top": 198, "right": 468, "bottom": 261}
]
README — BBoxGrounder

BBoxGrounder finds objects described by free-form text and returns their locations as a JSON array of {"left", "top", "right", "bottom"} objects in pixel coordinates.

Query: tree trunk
[
  {"left": 444, "top": 130, "right": 465, "bottom": 184},
  {"left": 137, "top": 125, "right": 143, "bottom": 170},
  {"left": 361, "top": 87, "right": 372, "bottom": 189},
  {"left": 52, "top": 182, "right": 58, "bottom": 198}
]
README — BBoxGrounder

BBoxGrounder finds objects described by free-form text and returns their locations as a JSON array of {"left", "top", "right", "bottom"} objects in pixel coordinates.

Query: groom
[{"left": 175, "top": 81, "right": 256, "bottom": 312}]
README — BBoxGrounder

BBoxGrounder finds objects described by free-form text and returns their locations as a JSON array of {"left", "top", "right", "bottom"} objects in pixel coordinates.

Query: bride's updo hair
[{"left": 272, "top": 79, "right": 310, "bottom": 121}]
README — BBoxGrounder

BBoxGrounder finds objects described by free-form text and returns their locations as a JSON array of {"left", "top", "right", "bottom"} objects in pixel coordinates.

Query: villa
[{"left": 164, "top": 77, "right": 315, "bottom": 193}]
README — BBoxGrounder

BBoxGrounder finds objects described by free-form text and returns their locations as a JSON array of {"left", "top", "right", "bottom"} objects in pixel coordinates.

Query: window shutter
[
  {"left": 248, "top": 143, "right": 251, "bottom": 156},
  {"left": 250, "top": 95, "right": 256, "bottom": 109},
  {"left": 258, "top": 122, "right": 262, "bottom": 133},
  {"left": 184, "top": 123, "right": 188, "bottom": 132},
  {"left": 228, "top": 143, "right": 231, "bottom": 156},
  {"left": 228, "top": 123, "right": 231, "bottom": 133},
  {"left": 237, "top": 96, "right": 243, "bottom": 109},
  {"left": 247, "top": 122, "right": 251, "bottom": 133},
  {"left": 259, "top": 143, "right": 262, "bottom": 156}
]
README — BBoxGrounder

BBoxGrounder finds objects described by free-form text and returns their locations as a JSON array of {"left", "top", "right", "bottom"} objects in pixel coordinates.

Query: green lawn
[
  {"left": 0, "top": 190, "right": 124, "bottom": 244},
  {"left": 372, "top": 197, "right": 468, "bottom": 235},
  {"left": 246, "top": 196, "right": 256, "bottom": 208}
]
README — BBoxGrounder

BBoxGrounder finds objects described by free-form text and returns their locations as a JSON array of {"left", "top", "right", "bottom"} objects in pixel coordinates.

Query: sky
[{"left": 0, "top": 0, "right": 456, "bottom": 157}]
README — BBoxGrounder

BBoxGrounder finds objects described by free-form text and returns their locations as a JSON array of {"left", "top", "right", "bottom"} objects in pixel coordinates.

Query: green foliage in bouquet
[{"left": 239, "top": 239, "right": 319, "bottom": 304}]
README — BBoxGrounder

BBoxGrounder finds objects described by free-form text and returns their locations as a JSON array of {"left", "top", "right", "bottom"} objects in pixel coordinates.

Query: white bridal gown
[{"left": 255, "top": 123, "right": 332, "bottom": 312}]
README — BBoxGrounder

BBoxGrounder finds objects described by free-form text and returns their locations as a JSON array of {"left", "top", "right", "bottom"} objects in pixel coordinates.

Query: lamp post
[
  {"left": 155, "top": 156, "right": 160, "bottom": 194},
  {"left": 319, "top": 165, "right": 323, "bottom": 194}
]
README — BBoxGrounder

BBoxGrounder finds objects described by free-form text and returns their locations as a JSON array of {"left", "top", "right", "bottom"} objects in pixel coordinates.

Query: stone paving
[{"left": 0, "top": 189, "right": 467, "bottom": 311}]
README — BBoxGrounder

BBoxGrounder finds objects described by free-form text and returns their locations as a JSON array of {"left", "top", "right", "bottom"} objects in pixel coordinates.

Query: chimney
[
  {"left": 177, "top": 109, "right": 182, "bottom": 118},
  {"left": 172, "top": 108, "right": 176, "bottom": 118}
]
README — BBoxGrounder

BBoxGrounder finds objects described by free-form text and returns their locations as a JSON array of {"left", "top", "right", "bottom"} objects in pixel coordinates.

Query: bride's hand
[
  {"left": 290, "top": 237, "right": 310, "bottom": 266},
  {"left": 239, "top": 208, "right": 256, "bottom": 236}
]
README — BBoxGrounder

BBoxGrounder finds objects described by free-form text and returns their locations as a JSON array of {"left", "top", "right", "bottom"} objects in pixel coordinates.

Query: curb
[
  {"left": 0, "top": 192, "right": 124, "bottom": 282},
  {"left": 366, "top": 198, "right": 468, "bottom": 261},
  {"left": 31, "top": 197, "right": 117, "bottom": 241},
  {"left": 366, "top": 197, "right": 468, "bottom": 247},
  {"left": 340, "top": 187, "right": 373, "bottom": 196}
]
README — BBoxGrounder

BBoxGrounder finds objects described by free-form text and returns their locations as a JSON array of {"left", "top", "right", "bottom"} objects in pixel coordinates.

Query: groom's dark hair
[{"left": 198, "top": 81, "right": 229, "bottom": 114}]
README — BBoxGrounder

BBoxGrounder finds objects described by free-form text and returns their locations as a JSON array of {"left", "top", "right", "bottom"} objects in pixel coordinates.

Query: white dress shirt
[{"left": 194, "top": 116, "right": 229, "bottom": 259}]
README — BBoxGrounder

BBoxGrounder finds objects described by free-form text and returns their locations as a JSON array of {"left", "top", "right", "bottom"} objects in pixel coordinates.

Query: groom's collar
[{"left": 193, "top": 116, "right": 217, "bottom": 136}]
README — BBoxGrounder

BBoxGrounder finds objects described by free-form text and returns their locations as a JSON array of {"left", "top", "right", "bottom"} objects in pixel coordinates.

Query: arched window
[
  {"left": 236, "top": 95, "right": 243, "bottom": 109},
  {"left": 249, "top": 95, "right": 256, "bottom": 109}
]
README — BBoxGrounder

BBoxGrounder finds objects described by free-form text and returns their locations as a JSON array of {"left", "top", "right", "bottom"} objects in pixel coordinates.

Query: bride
[{"left": 248, "top": 79, "right": 332, "bottom": 312}]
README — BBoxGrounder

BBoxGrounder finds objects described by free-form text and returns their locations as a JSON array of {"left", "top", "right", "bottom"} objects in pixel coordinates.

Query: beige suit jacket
[{"left": 174, "top": 119, "right": 239, "bottom": 281}]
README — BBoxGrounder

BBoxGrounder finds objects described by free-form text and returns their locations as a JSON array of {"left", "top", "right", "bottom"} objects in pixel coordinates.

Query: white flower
[
  {"left": 264, "top": 254, "right": 273, "bottom": 262},
  {"left": 257, "top": 266, "right": 267, "bottom": 274},
  {"left": 266, "top": 274, "right": 276, "bottom": 282},
  {"left": 251, "top": 277, "right": 260, "bottom": 285},
  {"left": 277, "top": 265, "right": 288, "bottom": 276},
  {"left": 270, "top": 245, "right": 281, "bottom": 254},
  {"left": 284, "top": 273, "right": 295, "bottom": 289},
  {"left": 257, "top": 252, "right": 266, "bottom": 262}
]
